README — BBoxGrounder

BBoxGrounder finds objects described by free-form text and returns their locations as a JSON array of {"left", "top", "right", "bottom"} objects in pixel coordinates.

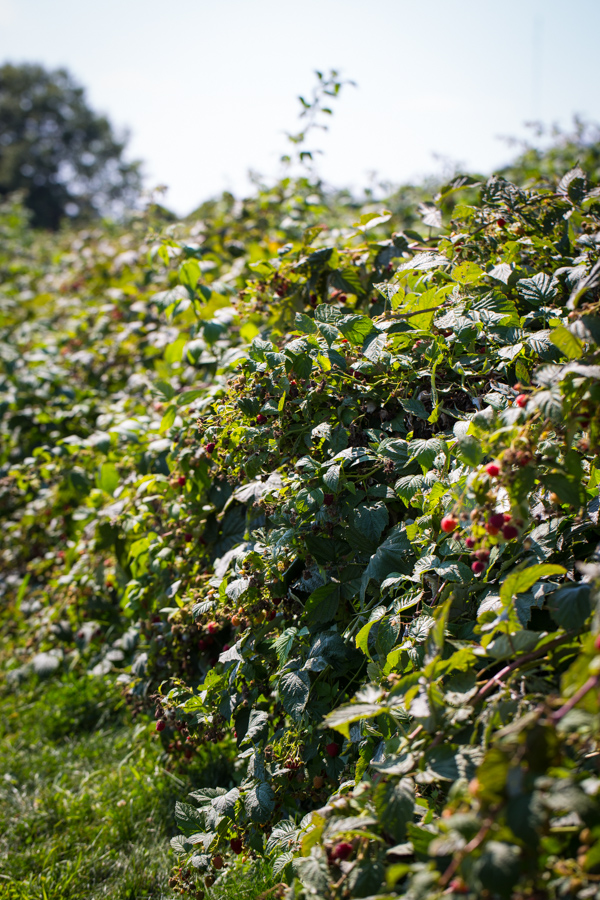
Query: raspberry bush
[{"left": 2, "top": 99, "right": 600, "bottom": 900}]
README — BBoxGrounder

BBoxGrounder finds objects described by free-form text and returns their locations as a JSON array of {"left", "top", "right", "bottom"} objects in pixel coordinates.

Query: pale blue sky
[{"left": 1, "top": 0, "right": 599, "bottom": 214}]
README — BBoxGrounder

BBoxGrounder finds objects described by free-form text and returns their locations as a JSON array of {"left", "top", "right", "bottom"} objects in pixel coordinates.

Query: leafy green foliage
[{"left": 2, "top": 91, "right": 600, "bottom": 900}]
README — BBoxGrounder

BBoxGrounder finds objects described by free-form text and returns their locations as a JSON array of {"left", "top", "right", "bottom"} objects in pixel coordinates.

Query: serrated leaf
[
  {"left": 356, "top": 607, "right": 386, "bottom": 659},
  {"left": 549, "top": 325, "right": 583, "bottom": 359},
  {"left": 279, "top": 668, "right": 310, "bottom": 720},
  {"left": 452, "top": 261, "right": 484, "bottom": 283},
  {"left": 338, "top": 315, "right": 374, "bottom": 345},
  {"left": 349, "top": 502, "right": 389, "bottom": 543},
  {"left": 499, "top": 564, "right": 567, "bottom": 607},
  {"left": 244, "top": 782, "right": 275, "bottom": 823},
  {"left": 374, "top": 777, "right": 414, "bottom": 842}
]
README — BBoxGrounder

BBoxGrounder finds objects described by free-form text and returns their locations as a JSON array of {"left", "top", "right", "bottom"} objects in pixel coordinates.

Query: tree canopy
[{"left": 0, "top": 63, "right": 142, "bottom": 229}]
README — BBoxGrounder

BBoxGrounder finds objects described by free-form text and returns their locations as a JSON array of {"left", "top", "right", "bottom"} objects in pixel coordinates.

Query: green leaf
[
  {"left": 97, "top": 462, "right": 119, "bottom": 495},
  {"left": 395, "top": 474, "right": 425, "bottom": 504},
  {"left": 244, "top": 782, "right": 275, "bottom": 823},
  {"left": 174, "top": 802, "right": 205, "bottom": 836},
  {"left": 279, "top": 668, "right": 310, "bottom": 720},
  {"left": 549, "top": 325, "right": 583, "bottom": 359},
  {"left": 542, "top": 472, "right": 583, "bottom": 507},
  {"left": 338, "top": 315, "right": 374, "bottom": 345},
  {"left": 474, "top": 841, "right": 521, "bottom": 899},
  {"left": 373, "top": 281, "right": 403, "bottom": 309},
  {"left": 374, "top": 778, "right": 414, "bottom": 842},
  {"left": 408, "top": 437, "right": 446, "bottom": 470},
  {"left": 179, "top": 259, "right": 201, "bottom": 290},
  {"left": 294, "top": 312, "right": 317, "bottom": 334},
  {"left": 349, "top": 503, "right": 389, "bottom": 543},
  {"left": 452, "top": 261, "right": 484, "bottom": 283},
  {"left": 159, "top": 405, "right": 176, "bottom": 433},
  {"left": 517, "top": 273, "right": 557, "bottom": 306},
  {"left": 304, "top": 583, "right": 340, "bottom": 625},
  {"left": 548, "top": 583, "right": 591, "bottom": 630},
  {"left": 356, "top": 607, "right": 386, "bottom": 659},
  {"left": 499, "top": 564, "right": 567, "bottom": 607},
  {"left": 325, "top": 702, "right": 383, "bottom": 738}
]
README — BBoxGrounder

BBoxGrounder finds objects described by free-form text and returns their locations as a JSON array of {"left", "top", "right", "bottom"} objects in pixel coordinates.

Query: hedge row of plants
[{"left": 2, "top": 103, "right": 600, "bottom": 900}]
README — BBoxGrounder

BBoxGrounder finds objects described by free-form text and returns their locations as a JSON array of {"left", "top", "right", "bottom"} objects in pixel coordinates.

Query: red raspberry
[
  {"left": 156, "top": 720, "right": 166, "bottom": 732},
  {"left": 486, "top": 524, "right": 499, "bottom": 536},
  {"left": 488, "top": 513, "right": 505, "bottom": 530},
  {"left": 595, "top": 634, "right": 600, "bottom": 652},
  {"left": 502, "top": 524, "right": 519, "bottom": 540},
  {"left": 485, "top": 463, "right": 501, "bottom": 478},
  {"left": 256, "top": 414, "right": 267, "bottom": 424},
  {"left": 471, "top": 561, "right": 485, "bottom": 575},
  {"left": 497, "top": 218, "right": 506, "bottom": 227},
  {"left": 207, "top": 621, "right": 218, "bottom": 635},
  {"left": 515, "top": 394, "right": 528, "bottom": 408},
  {"left": 177, "top": 475, "right": 186, "bottom": 486},
  {"left": 325, "top": 742, "right": 340, "bottom": 758},
  {"left": 465, "top": 537, "right": 476, "bottom": 549},
  {"left": 222, "top": 644, "right": 230, "bottom": 651},
  {"left": 205, "top": 442, "right": 216, "bottom": 454},
  {"left": 441, "top": 515, "right": 458, "bottom": 534},
  {"left": 332, "top": 842, "right": 353, "bottom": 861}
]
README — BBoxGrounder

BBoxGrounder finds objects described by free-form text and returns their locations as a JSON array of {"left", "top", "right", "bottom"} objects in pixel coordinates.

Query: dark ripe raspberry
[
  {"left": 267, "top": 609, "right": 276, "bottom": 621},
  {"left": 256, "top": 414, "right": 267, "bottom": 424},
  {"left": 497, "top": 218, "right": 506, "bottom": 227},
  {"left": 502, "top": 524, "right": 519, "bottom": 540},
  {"left": 332, "top": 842, "right": 353, "bottom": 861},
  {"left": 324, "top": 493, "right": 334, "bottom": 506},
  {"left": 156, "top": 720, "right": 166, "bottom": 732},
  {"left": 205, "top": 442, "right": 216, "bottom": 454},
  {"left": 465, "top": 537, "right": 476, "bottom": 549},
  {"left": 185, "top": 533, "right": 193, "bottom": 542},
  {"left": 230, "top": 838, "right": 243, "bottom": 854},
  {"left": 488, "top": 513, "right": 505, "bottom": 530},
  {"left": 222, "top": 644, "right": 230, "bottom": 651},
  {"left": 272, "top": 596, "right": 282, "bottom": 606},
  {"left": 325, "top": 742, "right": 340, "bottom": 758},
  {"left": 471, "top": 561, "right": 485, "bottom": 575},
  {"left": 177, "top": 475, "right": 186, "bottom": 486}
]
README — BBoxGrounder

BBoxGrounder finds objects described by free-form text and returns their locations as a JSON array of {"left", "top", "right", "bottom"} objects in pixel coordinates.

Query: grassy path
[
  {"left": 0, "top": 675, "right": 175, "bottom": 899},
  {"left": 0, "top": 675, "right": 277, "bottom": 900}
]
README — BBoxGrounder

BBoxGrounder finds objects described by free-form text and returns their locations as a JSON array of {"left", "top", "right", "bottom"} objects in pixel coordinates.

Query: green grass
[
  {"left": 0, "top": 674, "right": 278, "bottom": 900},
  {"left": 0, "top": 675, "right": 189, "bottom": 900}
]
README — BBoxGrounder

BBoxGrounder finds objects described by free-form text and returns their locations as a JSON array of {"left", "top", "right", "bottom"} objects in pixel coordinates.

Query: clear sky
[{"left": 1, "top": 0, "right": 599, "bottom": 215}]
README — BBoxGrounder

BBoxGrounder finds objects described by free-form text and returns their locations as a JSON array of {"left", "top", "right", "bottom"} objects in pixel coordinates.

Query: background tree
[{"left": 0, "top": 63, "right": 142, "bottom": 229}]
